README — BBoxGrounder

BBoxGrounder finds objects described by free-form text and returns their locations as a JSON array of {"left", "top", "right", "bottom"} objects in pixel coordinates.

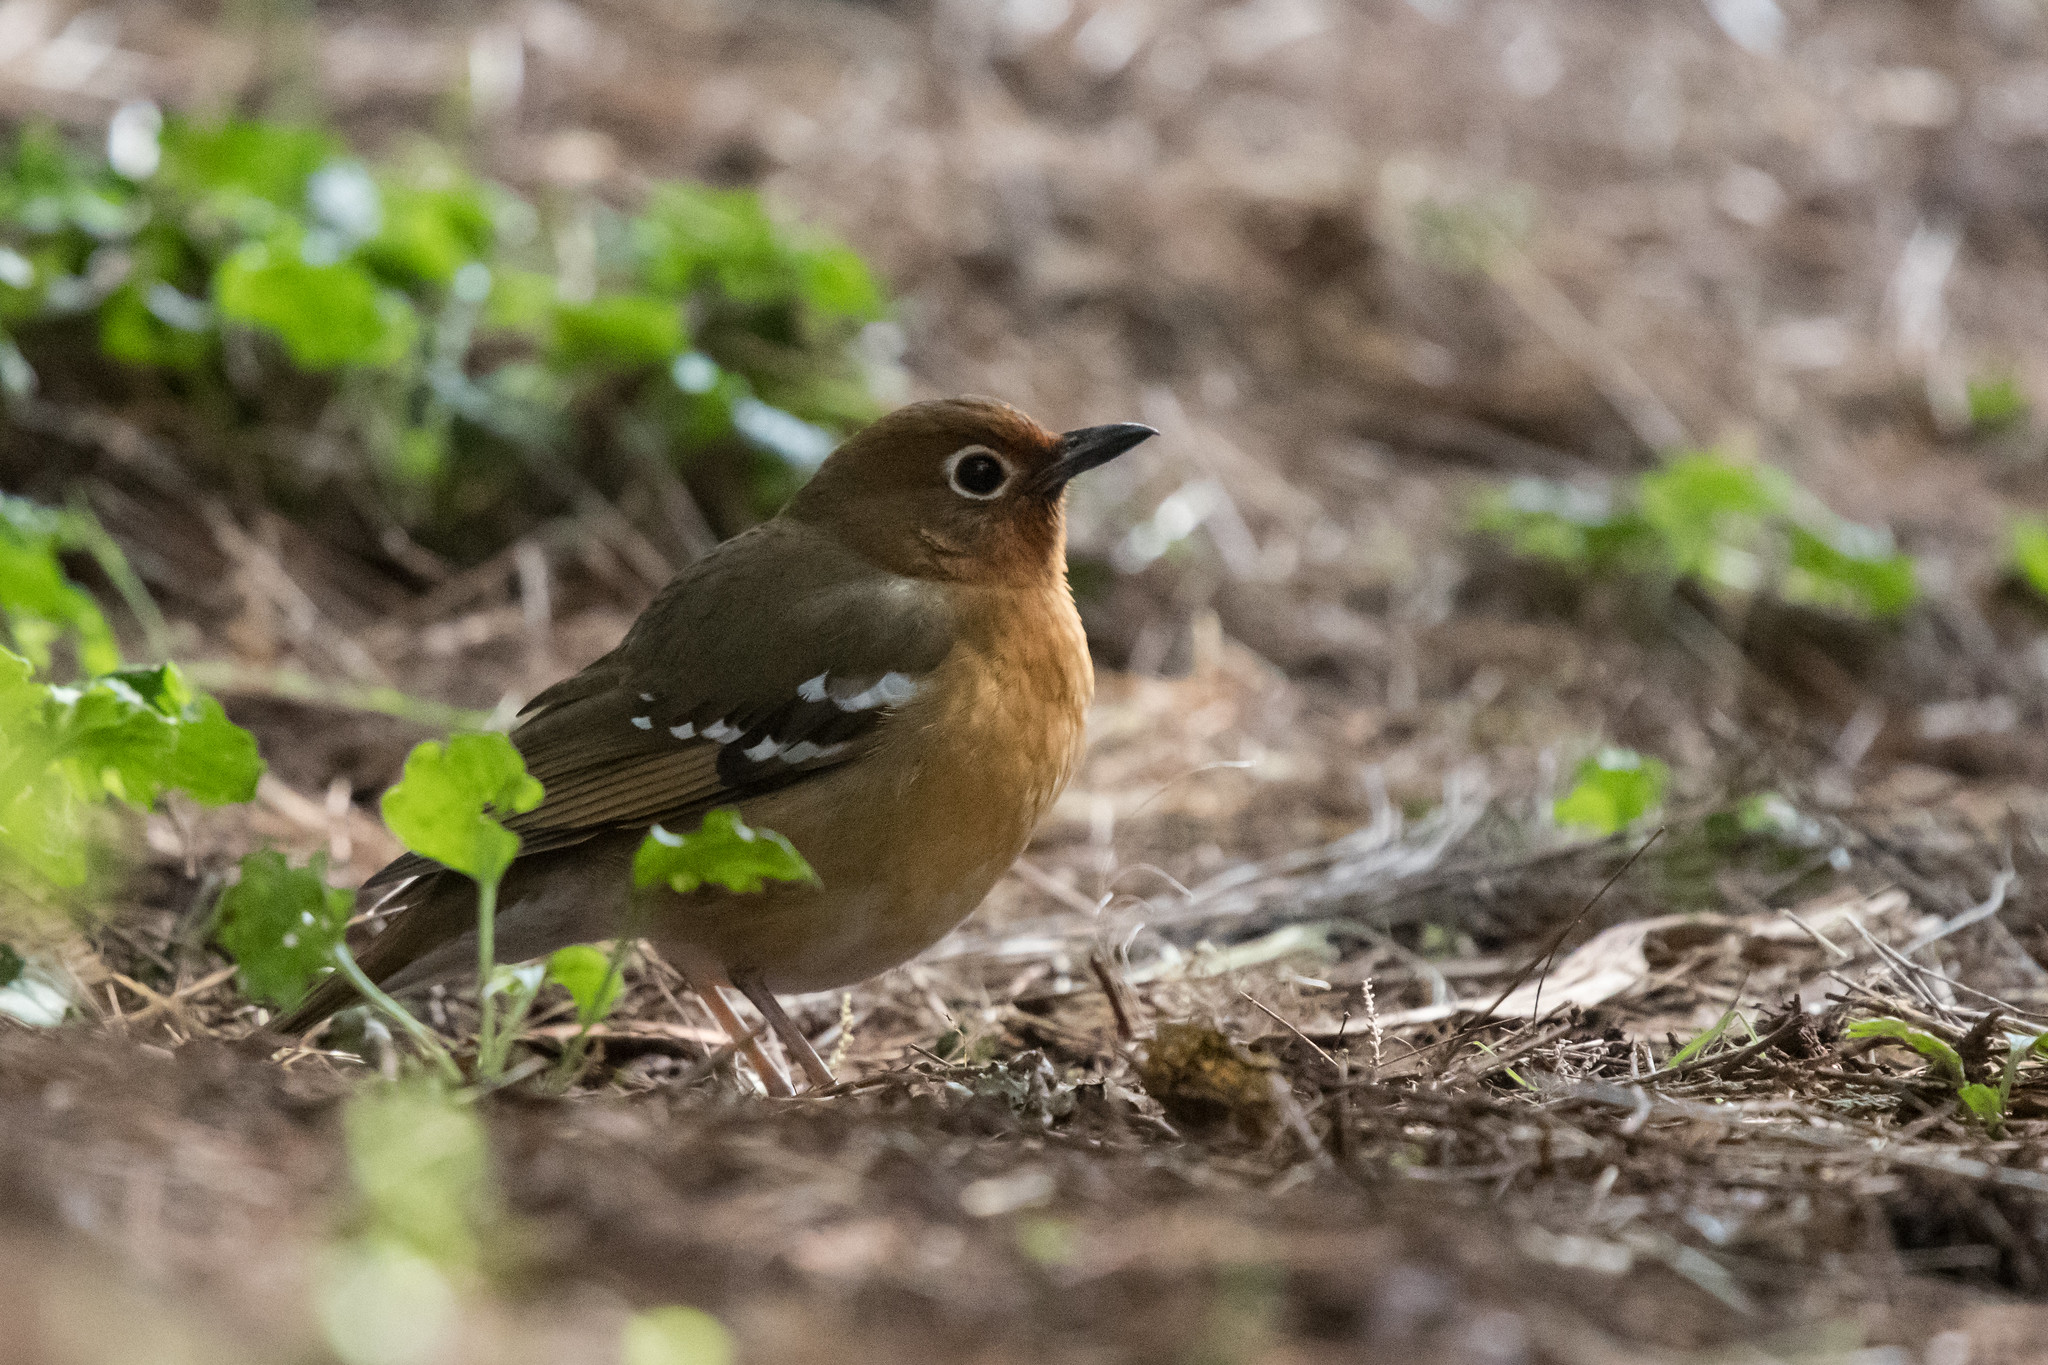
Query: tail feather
[{"left": 275, "top": 867, "right": 474, "bottom": 1034}]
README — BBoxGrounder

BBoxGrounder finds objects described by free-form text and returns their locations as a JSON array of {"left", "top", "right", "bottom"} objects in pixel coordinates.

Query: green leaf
[
  {"left": 99, "top": 281, "right": 214, "bottom": 370},
  {"left": 52, "top": 664, "right": 264, "bottom": 809},
  {"left": 2011, "top": 517, "right": 2048, "bottom": 601},
  {"left": 158, "top": 118, "right": 339, "bottom": 210},
  {"left": 360, "top": 181, "right": 495, "bottom": 286},
  {"left": 380, "top": 732, "right": 542, "bottom": 887},
  {"left": 1968, "top": 373, "right": 2028, "bottom": 434},
  {"left": 344, "top": 1080, "right": 497, "bottom": 1271},
  {"left": 1553, "top": 748, "right": 1668, "bottom": 835},
  {"left": 550, "top": 293, "right": 685, "bottom": 370},
  {"left": 1845, "top": 1017, "right": 1966, "bottom": 1087},
  {"left": 632, "top": 808, "right": 817, "bottom": 896},
  {"left": 545, "top": 944, "right": 623, "bottom": 1026},
  {"left": 482, "top": 267, "right": 556, "bottom": 334},
  {"left": 1637, "top": 452, "right": 1786, "bottom": 586},
  {"left": 216, "top": 240, "right": 414, "bottom": 369},
  {"left": 636, "top": 183, "right": 782, "bottom": 299},
  {"left": 1957, "top": 1082, "right": 2005, "bottom": 1133},
  {"left": 1665, "top": 1004, "right": 1741, "bottom": 1070},
  {"left": 214, "top": 849, "right": 353, "bottom": 1010},
  {"left": 622, "top": 1306, "right": 734, "bottom": 1365},
  {"left": 0, "top": 942, "right": 19, "bottom": 988},
  {"left": 1784, "top": 521, "right": 1917, "bottom": 619},
  {"left": 797, "top": 242, "right": 886, "bottom": 322},
  {"left": 0, "top": 493, "right": 119, "bottom": 674}
]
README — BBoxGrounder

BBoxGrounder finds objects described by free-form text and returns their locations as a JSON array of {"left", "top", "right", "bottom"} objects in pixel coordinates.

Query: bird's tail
[{"left": 274, "top": 867, "right": 469, "bottom": 1034}]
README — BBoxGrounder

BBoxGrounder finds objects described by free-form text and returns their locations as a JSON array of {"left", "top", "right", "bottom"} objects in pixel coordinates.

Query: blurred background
[{"left": 9, "top": 0, "right": 2048, "bottom": 1361}]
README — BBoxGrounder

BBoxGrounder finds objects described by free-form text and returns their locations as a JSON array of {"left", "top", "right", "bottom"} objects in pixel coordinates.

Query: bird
[{"left": 280, "top": 396, "right": 1156, "bottom": 1094}]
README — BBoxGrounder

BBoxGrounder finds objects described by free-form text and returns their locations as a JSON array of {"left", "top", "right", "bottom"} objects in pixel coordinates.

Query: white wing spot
[
  {"left": 631, "top": 715, "right": 653, "bottom": 730},
  {"left": 797, "top": 672, "right": 829, "bottom": 702},
  {"left": 835, "top": 671, "right": 920, "bottom": 712},
  {"left": 669, "top": 722, "right": 695, "bottom": 740},
  {"left": 743, "top": 735, "right": 782, "bottom": 762},
  {"left": 779, "top": 740, "right": 848, "bottom": 764},
  {"left": 639, "top": 692, "right": 655, "bottom": 702},
  {"left": 702, "top": 719, "right": 742, "bottom": 743}
]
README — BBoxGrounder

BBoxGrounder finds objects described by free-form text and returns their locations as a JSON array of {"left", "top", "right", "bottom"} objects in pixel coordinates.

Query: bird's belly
[{"left": 647, "top": 655, "right": 1084, "bottom": 993}]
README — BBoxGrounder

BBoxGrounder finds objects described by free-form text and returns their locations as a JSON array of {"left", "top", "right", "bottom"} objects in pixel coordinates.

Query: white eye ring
[{"left": 945, "top": 445, "right": 1012, "bottom": 500}]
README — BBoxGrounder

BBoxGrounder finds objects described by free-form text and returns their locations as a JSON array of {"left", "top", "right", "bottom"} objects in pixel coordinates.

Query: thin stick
[
  {"left": 1493, "top": 826, "right": 1665, "bottom": 1026},
  {"left": 1240, "top": 990, "right": 1341, "bottom": 1077},
  {"left": 1430, "top": 826, "right": 1665, "bottom": 1070}
]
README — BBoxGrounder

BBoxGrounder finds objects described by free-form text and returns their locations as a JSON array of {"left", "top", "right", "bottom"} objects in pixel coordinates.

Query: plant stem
[
  {"left": 333, "top": 946, "right": 461, "bottom": 1084},
  {"left": 475, "top": 875, "right": 499, "bottom": 1080}
]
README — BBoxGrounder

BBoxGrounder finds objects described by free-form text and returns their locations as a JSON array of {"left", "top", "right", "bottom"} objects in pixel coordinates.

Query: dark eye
[{"left": 947, "top": 446, "right": 1010, "bottom": 500}]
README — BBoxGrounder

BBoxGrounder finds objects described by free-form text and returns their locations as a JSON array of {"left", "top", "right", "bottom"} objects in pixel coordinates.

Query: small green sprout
[
  {"left": 319, "top": 1080, "right": 499, "bottom": 1365},
  {"left": 544, "top": 941, "right": 630, "bottom": 1087},
  {"left": 1474, "top": 449, "right": 1917, "bottom": 620},
  {"left": 1842, "top": 1017, "right": 2039, "bottom": 1133},
  {"left": 546, "top": 944, "right": 625, "bottom": 1026},
  {"left": 381, "top": 732, "right": 543, "bottom": 1081},
  {"left": 1663, "top": 1003, "right": 1743, "bottom": 1071},
  {"left": 1554, "top": 748, "right": 1668, "bottom": 835}
]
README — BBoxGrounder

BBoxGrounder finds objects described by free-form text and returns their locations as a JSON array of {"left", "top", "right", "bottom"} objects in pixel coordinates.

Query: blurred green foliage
[
  {"left": 0, "top": 646, "right": 262, "bottom": 910},
  {"left": 0, "top": 492, "right": 119, "bottom": 674},
  {"left": 2009, "top": 516, "right": 2048, "bottom": 602},
  {"left": 1553, "top": 747, "right": 1667, "bottom": 835},
  {"left": 0, "top": 112, "right": 891, "bottom": 557},
  {"left": 1476, "top": 451, "right": 1918, "bottom": 620},
  {"left": 1967, "top": 373, "right": 2028, "bottom": 435}
]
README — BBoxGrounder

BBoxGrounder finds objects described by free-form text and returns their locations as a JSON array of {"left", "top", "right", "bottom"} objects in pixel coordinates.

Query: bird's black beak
[{"left": 1029, "top": 422, "right": 1157, "bottom": 496}]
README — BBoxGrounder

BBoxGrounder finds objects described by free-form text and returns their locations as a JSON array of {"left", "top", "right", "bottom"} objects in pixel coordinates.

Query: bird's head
[{"left": 784, "top": 396, "right": 1155, "bottom": 583}]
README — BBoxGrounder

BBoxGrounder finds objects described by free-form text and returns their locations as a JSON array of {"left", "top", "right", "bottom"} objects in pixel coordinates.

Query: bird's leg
[
  {"left": 672, "top": 962, "right": 794, "bottom": 1098},
  {"left": 733, "top": 970, "right": 835, "bottom": 1091}
]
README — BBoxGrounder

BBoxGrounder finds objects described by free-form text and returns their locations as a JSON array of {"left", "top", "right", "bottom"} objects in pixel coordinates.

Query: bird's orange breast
[{"left": 644, "top": 578, "right": 1093, "bottom": 994}]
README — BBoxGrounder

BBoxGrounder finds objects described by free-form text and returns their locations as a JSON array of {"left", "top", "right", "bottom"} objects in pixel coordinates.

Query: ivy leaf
[
  {"left": 550, "top": 294, "right": 686, "bottom": 370},
  {"left": 214, "top": 849, "right": 353, "bottom": 1010},
  {"left": 1553, "top": 748, "right": 1668, "bottom": 835},
  {"left": 360, "top": 180, "right": 495, "bottom": 286},
  {"left": 545, "top": 944, "right": 623, "bottom": 1026},
  {"left": 796, "top": 242, "right": 886, "bottom": 322},
  {"left": 58, "top": 664, "right": 264, "bottom": 808},
  {"left": 632, "top": 808, "right": 817, "bottom": 896},
  {"left": 157, "top": 118, "right": 339, "bottom": 210},
  {"left": 0, "top": 492, "right": 119, "bottom": 674},
  {"left": 1784, "top": 522, "right": 1917, "bottom": 620},
  {"left": 380, "top": 732, "right": 542, "bottom": 886},
  {"left": 216, "top": 239, "right": 413, "bottom": 369}
]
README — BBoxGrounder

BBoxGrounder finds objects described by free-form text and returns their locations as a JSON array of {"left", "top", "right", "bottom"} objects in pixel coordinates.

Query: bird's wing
[{"left": 364, "top": 522, "right": 955, "bottom": 888}]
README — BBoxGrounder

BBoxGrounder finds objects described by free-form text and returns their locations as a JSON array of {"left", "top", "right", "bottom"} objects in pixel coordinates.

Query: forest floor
[{"left": 13, "top": 0, "right": 2048, "bottom": 1361}]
